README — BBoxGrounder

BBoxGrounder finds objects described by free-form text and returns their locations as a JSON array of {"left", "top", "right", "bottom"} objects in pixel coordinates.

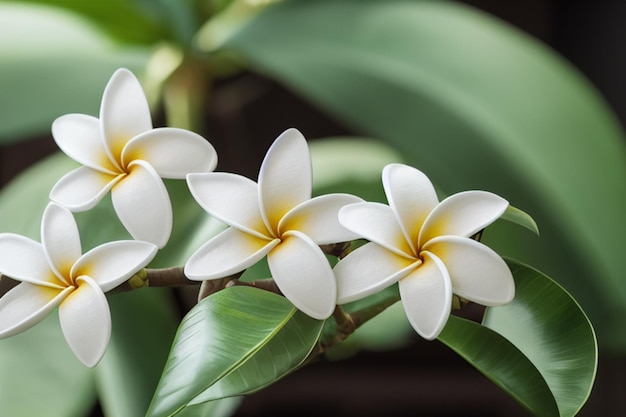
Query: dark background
[{"left": 1, "top": 1, "right": 624, "bottom": 416}]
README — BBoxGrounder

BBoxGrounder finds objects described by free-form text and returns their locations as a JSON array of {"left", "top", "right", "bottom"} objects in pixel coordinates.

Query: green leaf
[
  {"left": 483, "top": 260, "right": 597, "bottom": 417},
  {"left": 9, "top": 0, "right": 170, "bottom": 44},
  {"left": 309, "top": 137, "right": 402, "bottom": 196},
  {"left": 95, "top": 290, "right": 179, "bottom": 417},
  {"left": 225, "top": 0, "right": 626, "bottom": 350},
  {"left": 0, "top": 314, "right": 95, "bottom": 417},
  {"left": 439, "top": 315, "right": 559, "bottom": 417},
  {"left": 500, "top": 205, "right": 540, "bottom": 236},
  {"left": 147, "top": 286, "right": 324, "bottom": 417},
  {"left": 0, "top": 3, "right": 151, "bottom": 142},
  {"left": 439, "top": 260, "right": 597, "bottom": 417},
  {"left": 0, "top": 153, "right": 75, "bottom": 238}
]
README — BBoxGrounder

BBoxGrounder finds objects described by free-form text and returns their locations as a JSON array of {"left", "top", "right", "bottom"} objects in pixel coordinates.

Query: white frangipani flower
[
  {"left": 50, "top": 68, "right": 218, "bottom": 248},
  {"left": 334, "top": 163, "right": 515, "bottom": 340},
  {"left": 185, "top": 128, "right": 363, "bottom": 319},
  {"left": 0, "top": 203, "right": 157, "bottom": 367}
]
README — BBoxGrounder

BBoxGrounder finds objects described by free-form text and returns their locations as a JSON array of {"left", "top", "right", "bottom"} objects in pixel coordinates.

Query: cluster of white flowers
[{"left": 0, "top": 69, "right": 514, "bottom": 367}]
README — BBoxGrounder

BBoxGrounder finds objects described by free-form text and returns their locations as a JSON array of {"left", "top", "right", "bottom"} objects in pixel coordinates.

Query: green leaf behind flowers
[{"left": 225, "top": 0, "right": 626, "bottom": 351}]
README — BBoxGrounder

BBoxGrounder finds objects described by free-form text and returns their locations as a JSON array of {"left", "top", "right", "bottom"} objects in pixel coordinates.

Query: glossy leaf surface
[
  {"left": 439, "top": 260, "right": 597, "bottom": 416},
  {"left": 147, "top": 286, "right": 324, "bottom": 417},
  {"left": 483, "top": 261, "right": 598, "bottom": 417}
]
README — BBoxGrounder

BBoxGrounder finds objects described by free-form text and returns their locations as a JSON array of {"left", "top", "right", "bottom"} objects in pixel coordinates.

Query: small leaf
[
  {"left": 483, "top": 260, "right": 597, "bottom": 417},
  {"left": 500, "top": 205, "right": 540, "bottom": 236},
  {"left": 146, "top": 286, "right": 324, "bottom": 417}
]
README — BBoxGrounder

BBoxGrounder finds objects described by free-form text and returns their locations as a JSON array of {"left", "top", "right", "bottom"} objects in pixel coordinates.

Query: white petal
[
  {"left": 59, "top": 275, "right": 110, "bottom": 367},
  {"left": 50, "top": 166, "right": 122, "bottom": 211},
  {"left": 338, "top": 202, "right": 414, "bottom": 258},
  {"left": 100, "top": 68, "right": 152, "bottom": 164},
  {"left": 279, "top": 193, "right": 364, "bottom": 244},
  {"left": 419, "top": 190, "right": 508, "bottom": 247},
  {"left": 0, "top": 234, "right": 64, "bottom": 288},
  {"left": 185, "top": 228, "right": 278, "bottom": 280},
  {"left": 0, "top": 283, "right": 71, "bottom": 338},
  {"left": 423, "top": 236, "right": 515, "bottom": 306},
  {"left": 382, "top": 164, "right": 438, "bottom": 253},
  {"left": 258, "top": 128, "right": 312, "bottom": 231},
  {"left": 72, "top": 241, "right": 157, "bottom": 292},
  {"left": 335, "top": 242, "right": 418, "bottom": 304},
  {"left": 41, "top": 203, "right": 81, "bottom": 283},
  {"left": 122, "top": 128, "right": 217, "bottom": 178},
  {"left": 187, "top": 172, "right": 269, "bottom": 239},
  {"left": 267, "top": 230, "right": 336, "bottom": 320},
  {"left": 399, "top": 251, "right": 452, "bottom": 340},
  {"left": 52, "top": 114, "right": 121, "bottom": 173},
  {"left": 111, "top": 160, "right": 172, "bottom": 248}
]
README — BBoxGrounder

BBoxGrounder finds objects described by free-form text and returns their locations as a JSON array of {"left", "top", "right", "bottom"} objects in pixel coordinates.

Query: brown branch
[
  {"left": 0, "top": 274, "right": 19, "bottom": 297},
  {"left": 319, "top": 241, "right": 352, "bottom": 258}
]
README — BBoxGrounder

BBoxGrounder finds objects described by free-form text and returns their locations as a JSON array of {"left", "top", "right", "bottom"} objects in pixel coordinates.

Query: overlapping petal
[
  {"left": 279, "top": 193, "right": 364, "bottom": 244},
  {"left": 259, "top": 128, "right": 312, "bottom": 230},
  {"left": 186, "top": 173, "right": 268, "bottom": 238},
  {"left": 52, "top": 114, "right": 120, "bottom": 174},
  {"left": 419, "top": 190, "right": 508, "bottom": 246},
  {"left": 122, "top": 128, "right": 217, "bottom": 178},
  {"left": 0, "top": 235, "right": 64, "bottom": 287},
  {"left": 399, "top": 251, "right": 452, "bottom": 340},
  {"left": 111, "top": 160, "right": 172, "bottom": 248},
  {"left": 50, "top": 166, "right": 122, "bottom": 211},
  {"left": 423, "top": 236, "right": 515, "bottom": 306},
  {"left": 58, "top": 276, "right": 110, "bottom": 367},
  {"left": 72, "top": 241, "right": 157, "bottom": 292},
  {"left": 185, "top": 228, "right": 279, "bottom": 280},
  {"left": 268, "top": 231, "right": 336, "bottom": 320},
  {"left": 338, "top": 202, "right": 414, "bottom": 257},
  {"left": 335, "top": 242, "right": 419, "bottom": 304},
  {"left": 0, "top": 283, "right": 72, "bottom": 338},
  {"left": 41, "top": 203, "right": 82, "bottom": 282},
  {"left": 100, "top": 68, "right": 152, "bottom": 164},
  {"left": 382, "top": 164, "right": 438, "bottom": 253}
]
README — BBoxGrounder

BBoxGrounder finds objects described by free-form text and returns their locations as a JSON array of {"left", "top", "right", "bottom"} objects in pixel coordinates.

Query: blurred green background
[{"left": 0, "top": 1, "right": 624, "bottom": 416}]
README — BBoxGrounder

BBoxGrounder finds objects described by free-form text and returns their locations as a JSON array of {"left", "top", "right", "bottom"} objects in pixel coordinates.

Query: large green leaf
[
  {"left": 439, "top": 260, "right": 597, "bottom": 417},
  {"left": 0, "top": 3, "right": 151, "bottom": 142},
  {"left": 224, "top": 0, "right": 626, "bottom": 350},
  {"left": 0, "top": 153, "right": 95, "bottom": 415},
  {"left": 0, "top": 314, "right": 95, "bottom": 417},
  {"left": 0, "top": 152, "right": 75, "bottom": 238},
  {"left": 146, "top": 286, "right": 324, "bottom": 417},
  {"left": 95, "top": 290, "right": 179, "bottom": 417},
  {"left": 440, "top": 315, "right": 559, "bottom": 417},
  {"left": 6, "top": 0, "right": 170, "bottom": 44},
  {"left": 483, "top": 261, "right": 598, "bottom": 417}
]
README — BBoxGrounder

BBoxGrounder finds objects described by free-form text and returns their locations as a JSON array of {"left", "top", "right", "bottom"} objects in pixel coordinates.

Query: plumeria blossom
[
  {"left": 0, "top": 203, "right": 158, "bottom": 367},
  {"left": 185, "top": 128, "right": 363, "bottom": 319},
  {"left": 49, "top": 68, "right": 218, "bottom": 248},
  {"left": 334, "top": 163, "right": 515, "bottom": 340}
]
